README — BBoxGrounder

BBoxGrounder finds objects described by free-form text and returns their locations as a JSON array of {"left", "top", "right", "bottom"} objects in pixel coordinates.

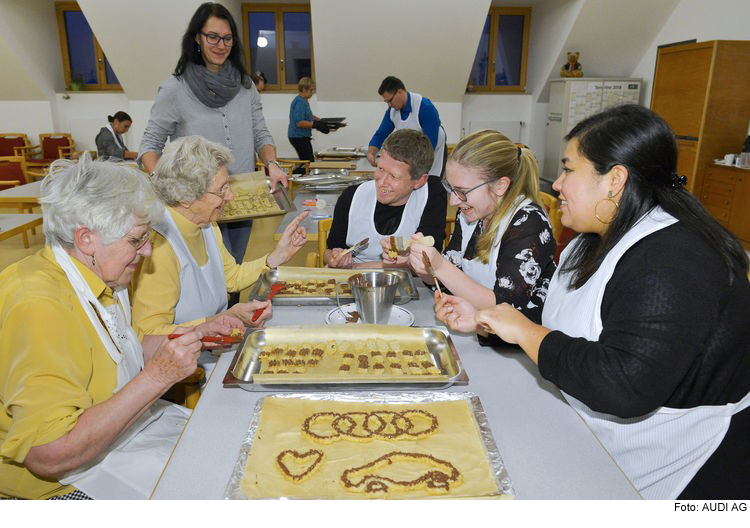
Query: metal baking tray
[
  {"left": 249, "top": 266, "right": 418, "bottom": 305},
  {"left": 224, "top": 391, "right": 514, "bottom": 499},
  {"left": 315, "top": 146, "right": 367, "bottom": 158},
  {"left": 219, "top": 171, "right": 295, "bottom": 222},
  {"left": 223, "top": 324, "right": 468, "bottom": 391},
  {"left": 291, "top": 169, "right": 373, "bottom": 191}
]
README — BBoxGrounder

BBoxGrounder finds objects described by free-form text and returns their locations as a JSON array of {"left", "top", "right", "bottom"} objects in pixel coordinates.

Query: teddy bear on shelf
[{"left": 560, "top": 51, "right": 583, "bottom": 78}]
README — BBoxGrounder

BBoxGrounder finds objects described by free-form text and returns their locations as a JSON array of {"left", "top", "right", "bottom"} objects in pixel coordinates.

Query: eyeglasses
[
  {"left": 200, "top": 31, "right": 234, "bottom": 46},
  {"left": 125, "top": 230, "right": 152, "bottom": 250},
  {"left": 441, "top": 178, "right": 491, "bottom": 202},
  {"left": 206, "top": 182, "right": 231, "bottom": 199},
  {"left": 383, "top": 92, "right": 396, "bottom": 105}
]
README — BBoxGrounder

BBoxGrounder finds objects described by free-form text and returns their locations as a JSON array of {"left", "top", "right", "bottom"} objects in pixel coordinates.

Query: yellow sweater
[
  {"left": 131, "top": 207, "right": 268, "bottom": 335},
  {"left": 0, "top": 246, "right": 122, "bottom": 499}
]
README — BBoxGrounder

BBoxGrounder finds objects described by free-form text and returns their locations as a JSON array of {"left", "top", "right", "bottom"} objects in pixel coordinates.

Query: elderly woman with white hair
[
  {"left": 131, "top": 135, "right": 307, "bottom": 339},
  {"left": 0, "top": 156, "right": 242, "bottom": 500}
]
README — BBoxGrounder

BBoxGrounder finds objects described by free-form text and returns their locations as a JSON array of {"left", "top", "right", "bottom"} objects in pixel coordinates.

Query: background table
[
  {"left": 0, "top": 180, "right": 41, "bottom": 211},
  {"left": 274, "top": 191, "right": 339, "bottom": 241},
  {"left": 151, "top": 284, "right": 641, "bottom": 500},
  {"left": 0, "top": 213, "right": 42, "bottom": 247}
]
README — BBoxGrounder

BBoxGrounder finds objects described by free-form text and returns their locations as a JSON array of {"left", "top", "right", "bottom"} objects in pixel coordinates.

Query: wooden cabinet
[
  {"left": 701, "top": 163, "right": 750, "bottom": 249},
  {"left": 651, "top": 40, "right": 750, "bottom": 198}
]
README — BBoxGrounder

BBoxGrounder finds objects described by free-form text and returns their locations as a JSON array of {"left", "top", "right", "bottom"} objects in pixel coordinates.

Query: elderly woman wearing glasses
[
  {"left": 407, "top": 129, "right": 556, "bottom": 330},
  {"left": 0, "top": 157, "right": 242, "bottom": 499},
  {"left": 131, "top": 136, "right": 307, "bottom": 346}
]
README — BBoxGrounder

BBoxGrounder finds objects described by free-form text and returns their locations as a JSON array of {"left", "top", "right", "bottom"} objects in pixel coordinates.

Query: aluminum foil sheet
[{"left": 224, "top": 391, "right": 514, "bottom": 499}]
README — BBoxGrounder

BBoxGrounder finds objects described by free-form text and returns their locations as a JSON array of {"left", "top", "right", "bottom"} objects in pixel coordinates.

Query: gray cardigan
[
  {"left": 95, "top": 127, "right": 127, "bottom": 161},
  {"left": 138, "top": 76, "right": 274, "bottom": 174}
]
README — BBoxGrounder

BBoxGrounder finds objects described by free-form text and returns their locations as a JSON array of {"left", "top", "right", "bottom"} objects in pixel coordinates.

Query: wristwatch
[{"left": 266, "top": 160, "right": 281, "bottom": 170}]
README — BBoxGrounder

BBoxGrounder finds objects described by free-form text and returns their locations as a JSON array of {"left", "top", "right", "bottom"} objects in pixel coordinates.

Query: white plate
[{"left": 325, "top": 303, "right": 415, "bottom": 326}]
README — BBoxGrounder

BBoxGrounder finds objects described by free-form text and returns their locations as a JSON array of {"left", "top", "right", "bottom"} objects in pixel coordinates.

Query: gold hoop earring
[{"left": 594, "top": 191, "right": 619, "bottom": 225}]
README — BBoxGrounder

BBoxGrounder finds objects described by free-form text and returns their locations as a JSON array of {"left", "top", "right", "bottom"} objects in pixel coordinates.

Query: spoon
[{"left": 251, "top": 282, "right": 285, "bottom": 322}]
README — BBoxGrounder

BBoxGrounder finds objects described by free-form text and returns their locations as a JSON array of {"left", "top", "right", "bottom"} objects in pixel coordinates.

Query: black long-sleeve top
[
  {"left": 443, "top": 202, "right": 556, "bottom": 325},
  {"left": 538, "top": 223, "right": 750, "bottom": 498}
]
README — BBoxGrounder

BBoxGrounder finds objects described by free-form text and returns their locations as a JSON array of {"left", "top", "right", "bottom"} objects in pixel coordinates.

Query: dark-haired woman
[
  {"left": 138, "top": 2, "right": 288, "bottom": 276},
  {"left": 435, "top": 104, "right": 750, "bottom": 499},
  {"left": 95, "top": 111, "right": 137, "bottom": 161}
]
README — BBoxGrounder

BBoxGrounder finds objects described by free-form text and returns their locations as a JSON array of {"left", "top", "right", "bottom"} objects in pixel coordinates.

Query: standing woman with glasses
[
  {"left": 138, "top": 2, "right": 288, "bottom": 301},
  {"left": 408, "top": 129, "right": 556, "bottom": 329}
]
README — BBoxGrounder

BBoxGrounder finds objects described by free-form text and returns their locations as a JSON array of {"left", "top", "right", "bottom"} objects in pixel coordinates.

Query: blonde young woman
[{"left": 407, "top": 129, "right": 556, "bottom": 326}]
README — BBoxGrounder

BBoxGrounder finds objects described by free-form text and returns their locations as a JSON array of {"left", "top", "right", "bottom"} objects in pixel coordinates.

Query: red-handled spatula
[{"left": 251, "top": 282, "right": 285, "bottom": 322}]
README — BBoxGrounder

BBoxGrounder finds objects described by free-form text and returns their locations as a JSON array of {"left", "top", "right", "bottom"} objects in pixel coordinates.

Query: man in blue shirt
[{"left": 367, "top": 76, "right": 447, "bottom": 179}]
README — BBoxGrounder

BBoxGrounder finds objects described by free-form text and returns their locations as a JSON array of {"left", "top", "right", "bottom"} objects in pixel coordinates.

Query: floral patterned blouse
[{"left": 443, "top": 202, "right": 557, "bottom": 324}]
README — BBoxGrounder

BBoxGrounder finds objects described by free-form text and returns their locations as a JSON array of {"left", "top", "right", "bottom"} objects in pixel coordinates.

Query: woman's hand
[
  {"left": 268, "top": 162, "right": 289, "bottom": 192},
  {"left": 267, "top": 210, "right": 309, "bottom": 268},
  {"left": 194, "top": 313, "right": 245, "bottom": 336},
  {"left": 227, "top": 299, "right": 273, "bottom": 327},
  {"left": 408, "top": 243, "right": 443, "bottom": 277},
  {"left": 475, "top": 303, "right": 528, "bottom": 345},
  {"left": 435, "top": 292, "right": 479, "bottom": 333},
  {"left": 380, "top": 237, "right": 409, "bottom": 266},
  {"left": 144, "top": 331, "right": 203, "bottom": 387},
  {"left": 326, "top": 248, "right": 354, "bottom": 269}
]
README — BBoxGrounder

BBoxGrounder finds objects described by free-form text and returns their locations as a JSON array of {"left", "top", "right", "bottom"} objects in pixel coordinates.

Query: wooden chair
[
  {"left": 0, "top": 157, "right": 38, "bottom": 238},
  {"left": 305, "top": 217, "right": 333, "bottom": 267},
  {"left": 16, "top": 133, "right": 75, "bottom": 170},
  {"left": 444, "top": 216, "right": 455, "bottom": 250},
  {"left": 0, "top": 156, "right": 28, "bottom": 191},
  {"left": 0, "top": 134, "right": 30, "bottom": 157},
  {"left": 167, "top": 367, "right": 206, "bottom": 409},
  {"left": 539, "top": 191, "right": 563, "bottom": 242},
  {"left": 278, "top": 158, "right": 310, "bottom": 175}
]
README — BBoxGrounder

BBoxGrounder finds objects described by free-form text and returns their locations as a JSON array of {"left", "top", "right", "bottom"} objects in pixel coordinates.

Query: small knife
[
  {"left": 422, "top": 251, "right": 443, "bottom": 298},
  {"left": 339, "top": 237, "right": 369, "bottom": 257}
]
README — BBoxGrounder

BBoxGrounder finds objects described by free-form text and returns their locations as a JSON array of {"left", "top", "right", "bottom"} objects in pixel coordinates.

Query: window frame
[
  {"left": 55, "top": 2, "right": 122, "bottom": 91},
  {"left": 467, "top": 6, "right": 531, "bottom": 94},
  {"left": 241, "top": 3, "right": 314, "bottom": 93}
]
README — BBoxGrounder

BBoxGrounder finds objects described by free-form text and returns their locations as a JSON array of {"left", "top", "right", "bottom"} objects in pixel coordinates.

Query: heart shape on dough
[{"left": 276, "top": 449, "right": 325, "bottom": 481}]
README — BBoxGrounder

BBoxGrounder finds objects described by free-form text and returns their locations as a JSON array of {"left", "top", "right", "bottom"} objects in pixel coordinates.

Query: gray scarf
[{"left": 182, "top": 62, "right": 249, "bottom": 108}]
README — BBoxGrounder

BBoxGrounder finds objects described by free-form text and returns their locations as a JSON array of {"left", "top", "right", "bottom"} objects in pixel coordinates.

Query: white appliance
[{"left": 543, "top": 78, "right": 641, "bottom": 183}]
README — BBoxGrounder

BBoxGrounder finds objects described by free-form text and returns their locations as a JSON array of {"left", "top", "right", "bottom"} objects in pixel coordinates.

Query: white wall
[
  {"left": 631, "top": 0, "right": 750, "bottom": 106},
  {"left": 0, "top": 101, "right": 55, "bottom": 142}
]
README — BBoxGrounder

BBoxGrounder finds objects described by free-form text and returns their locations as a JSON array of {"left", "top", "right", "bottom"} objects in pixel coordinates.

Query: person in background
[
  {"left": 251, "top": 71, "right": 266, "bottom": 93},
  {"left": 325, "top": 129, "right": 446, "bottom": 268},
  {"left": 132, "top": 136, "right": 307, "bottom": 371},
  {"left": 0, "top": 155, "right": 242, "bottom": 499},
  {"left": 435, "top": 104, "right": 750, "bottom": 499},
  {"left": 288, "top": 77, "right": 326, "bottom": 168},
  {"left": 138, "top": 2, "right": 288, "bottom": 292},
  {"left": 407, "top": 129, "right": 555, "bottom": 336},
  {"left": 367, "top": 75, "right": 447, "bottom": 180},
  {"left": 95, "top": 111, "right": 138, "bottom": 161}
]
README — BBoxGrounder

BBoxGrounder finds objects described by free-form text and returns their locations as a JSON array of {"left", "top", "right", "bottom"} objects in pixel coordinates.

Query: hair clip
[{"left": 671, "top": 173, "right": 687, "bottom": 189}]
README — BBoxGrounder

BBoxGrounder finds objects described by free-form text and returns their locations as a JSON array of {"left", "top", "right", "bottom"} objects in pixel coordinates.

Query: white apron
[
  {"left": 391, "top": 92, "right": 446, "bottom": 177},
  {"left": 106, "top": 124, "right": 127, "bottom": 151},
  {"left": 154, "top": 210, "right": 228, "bottom": 325},
  {"left": 346, "top": 180, "right": 428, "bottom": 263},
  {"left": 52, "top": 245, "right": 190, "bottom": 500},
  {"left": 448, "top": 197, "right": 531, "bottom": 290},
  {"left": 542, "top": 207, "right": 750, "bottom": 499}
]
